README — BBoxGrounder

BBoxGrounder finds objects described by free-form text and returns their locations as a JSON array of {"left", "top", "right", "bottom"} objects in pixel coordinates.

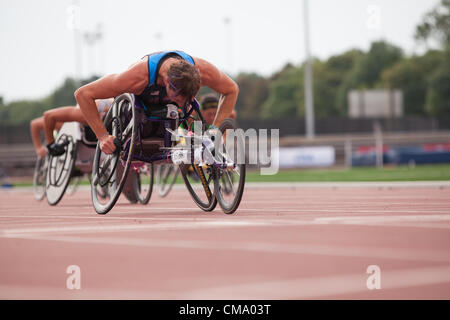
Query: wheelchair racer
[
  {"left": 75, "top": 50, "right": 239, "bottom": 155},
  {"left": 30, "top": 99, "right": 113, "bottom": 157},
  {"left": 199, "top": 93, "right": 236, "bottom": 126}
]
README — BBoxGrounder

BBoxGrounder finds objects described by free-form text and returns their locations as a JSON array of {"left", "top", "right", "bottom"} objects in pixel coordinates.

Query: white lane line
[
  {"left": 315, "top": 214, "right": 450, "bottom": 225},
  {"left": 75, "top": 206, "right": 450, "bottom": 215},
  {"left": 0, "top": 220, "right": 298, "bottom": 236},
  {"left": 0, "top": 285, "right": 165, "bottom": 300},
  {"left": 6, "top": 234, "right": 450, "bottom": 263},
  {"left": 182, "top": 265, "right": 450, "bottom": 299},
  {"left": 2, "top": 213, "right": 450, "bottom": 236}
]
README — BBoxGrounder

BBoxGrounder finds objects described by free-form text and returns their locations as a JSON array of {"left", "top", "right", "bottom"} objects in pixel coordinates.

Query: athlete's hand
[
  {"left": 99, "top": 134, "right": 117, "bottom": 154},
  {"left": 37, "top": 146, "right": 48, "bottom": 158}
]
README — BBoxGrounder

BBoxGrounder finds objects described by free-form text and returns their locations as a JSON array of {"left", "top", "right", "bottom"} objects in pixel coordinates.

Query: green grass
[
  {"left": 245, "top": 164, "right": 450, "bottom": 182},
  {"left": 8, "top": 164, "right": 450, "bottom": 188}
]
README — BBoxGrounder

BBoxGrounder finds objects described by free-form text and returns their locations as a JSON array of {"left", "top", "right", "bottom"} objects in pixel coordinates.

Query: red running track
[{"left": 1, "top": 182, "right": 450, "bottom": 299}]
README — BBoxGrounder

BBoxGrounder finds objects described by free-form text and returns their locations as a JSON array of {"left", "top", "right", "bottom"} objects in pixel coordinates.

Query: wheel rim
[
  {"left": 46, "top": 134, "right": 76, "bottom": 206},
  {"left": 214, "top": 119, "right": 246, "bottom": 214},
  {"left": 91, "top": 94, "right": 136, "bottom": 214},
  {"left": 135, "top": 163, "right": 154, "bottom": 204},
  {"left": 180, "top": 163, "right": 217, "bottom": 211},
  {"left": 33, "top": 157, "right": 47, "bottom": 201}
]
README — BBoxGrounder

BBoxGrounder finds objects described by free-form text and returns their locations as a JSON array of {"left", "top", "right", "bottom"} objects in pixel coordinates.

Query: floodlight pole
[
  {"left": 303, "top": 0, "right": 315, "bottom": 139},
  {"left": 72, "top": 0, "right": 82, "bottom": 85},
  {"left": 83, "top": 24, "right": 103, "bottom": 77},
  {"left": 224, "top": 17, "right": 233, "bottom": 75}
]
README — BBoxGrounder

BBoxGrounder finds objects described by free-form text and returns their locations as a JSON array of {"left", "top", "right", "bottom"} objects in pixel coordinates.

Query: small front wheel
[
  {"left": 33, "top": 156, "right": 47, "bottom": 201},
  {"left": 214, "top": 118, "right": 246, "bottom": 214},
  {"left": 156, "top": 164, "right": 179, "bottom": 197},
  {"left": 135, "top": 163, "right": 154, "bottom": 204}
]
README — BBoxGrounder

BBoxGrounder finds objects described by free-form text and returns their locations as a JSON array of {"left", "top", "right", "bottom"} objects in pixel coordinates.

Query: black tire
[
  {"left": 156, "top": 164, "right": 179, "bottom": 197},
  {"left": 134, "top": 163, "right": 154, "bottom": 204},
  {"left": 214, "top": 118, "right": 246, "bottom": 214},
  {"left": 91, "top": 94, "right": 137, "bottom": 214},
  {"left": 115, "top": 162, "right": 139, "bottom": 204},
  {"left": 180, "top": 163, "right": 217, "bottom": 212},
  {"left": 46, "top": 131, "right": 77, "bottom": 206},
  {"left": 33, "top": 156, "right": 47, "bottom": 201}
]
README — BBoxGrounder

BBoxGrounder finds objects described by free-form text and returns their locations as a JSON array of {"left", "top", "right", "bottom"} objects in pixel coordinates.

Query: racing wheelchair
[
  {"left": 90, "top": 93, "right": 246, "bottom": 215},
  {"left": 34, "top": 120, "right": 153, "bottom": 206}
]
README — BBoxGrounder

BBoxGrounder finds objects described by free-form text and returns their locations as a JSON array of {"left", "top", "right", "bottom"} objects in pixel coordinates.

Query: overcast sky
[{"left": 0, "top": 0, "right": 440, "bottom": 103}]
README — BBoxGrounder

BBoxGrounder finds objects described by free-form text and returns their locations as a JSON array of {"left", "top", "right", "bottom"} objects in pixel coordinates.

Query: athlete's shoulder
[{"left": 192, "top": 57, "right": 221, "bottom": 83}]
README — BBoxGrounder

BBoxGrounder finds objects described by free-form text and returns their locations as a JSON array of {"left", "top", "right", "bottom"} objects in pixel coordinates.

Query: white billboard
[{"left": 274, "top": 146, "right": 335, "bottom": 168}]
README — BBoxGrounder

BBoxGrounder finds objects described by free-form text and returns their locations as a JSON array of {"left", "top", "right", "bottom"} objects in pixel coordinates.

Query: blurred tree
[
  {"left": 415, "top": 0, "right": 450, "bottom": 48},
  {"left": 337, "top": 41, "right": 403, "bottom": 114},
  {"left": 318, "top": 49, "right": 364, "bottom": 116},
  {"left": 381, "top": 50, "right": 444, "bottom": 115},
  {"left": 1, "top": 76, "right": 101, "bottom": 126},
  {"left": 262, "top": 64, "right": 302, "bottom": 119},
  {"left": 50, "top": 77, "right": 78, "bottom": 107},
  {"left": 262, "top": 50, "right": 363, "bottom": 119},
  {"left": 0, "top": 96, "right": 6, "bottom": 126},
  {"left": 235, "top": 72, "right": 269, "bottom": 118},
  {"left": 425, "top": 46, "right": 450, "bottom": 116}
]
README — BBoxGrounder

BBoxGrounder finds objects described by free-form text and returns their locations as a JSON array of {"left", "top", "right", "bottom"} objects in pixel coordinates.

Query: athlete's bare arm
[
  {"left": 194, "top": 57, "right": 239, "bottom": 127},
  {"left": 30, "top": 117, "right": 48, "bottom": 157},
  {"left": 74, "top": 60, "right": 148, "bottom": 154},
  {"left": 43, "top": 106, "right": 84, "bottom": 145}
]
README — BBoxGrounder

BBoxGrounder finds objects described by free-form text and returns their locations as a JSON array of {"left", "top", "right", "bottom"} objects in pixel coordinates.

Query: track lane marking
[
  {"left": 182, "top": 265, "right": 450, "bottom": 299},
  {"left": 5, "top": 234, "right": 450, "bottom": 263}
]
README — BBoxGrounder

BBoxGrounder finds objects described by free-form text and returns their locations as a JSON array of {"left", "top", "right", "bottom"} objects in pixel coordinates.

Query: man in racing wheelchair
[
  {"left": 75, "top": 50, "right": 245, "bottom": 214},
  {"left": 75, "top": 50, "right": 238, "bottom": 154}
]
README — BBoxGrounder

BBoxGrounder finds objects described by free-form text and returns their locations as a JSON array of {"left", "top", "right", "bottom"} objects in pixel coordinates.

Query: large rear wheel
[
  {"left": 46, "top": 123, "right": 77, "bottom": 206},
  {"left": 91, "top": 94, "right": 137, "bottom": 214}
]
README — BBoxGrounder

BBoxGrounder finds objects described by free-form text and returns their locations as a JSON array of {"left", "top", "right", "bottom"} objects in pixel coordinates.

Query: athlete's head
[
  {"left": 165, "top": 60, "right": 201, "bottom": 108},
  {"left": 200, "top": 94, "right": 219, "bottom": 125}
]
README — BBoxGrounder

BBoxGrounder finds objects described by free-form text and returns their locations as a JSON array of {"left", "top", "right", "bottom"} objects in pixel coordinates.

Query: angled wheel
[
  {"left": 134, "top": 163, "right": 154, "bottom": 204},
  {"left": 179, "top": 106, "right": 217, "bottom": 212},
  {"left": 214, "top": 118, "right": 246, "bottom": 214},
  {"left": 33, "top": 156, "right": 47, "bottom": 201},
  {"left": 156, "top": 164, "right": 179, "bottom": 197},
  {"left": 180, "top": 163, "right": 217, "bottom": 212},
  {"left": 46, "top": 124, "right": 77, "bottom": 206},
  {"left": 91, "top": 93, "right": 137, "bottom": 214}
]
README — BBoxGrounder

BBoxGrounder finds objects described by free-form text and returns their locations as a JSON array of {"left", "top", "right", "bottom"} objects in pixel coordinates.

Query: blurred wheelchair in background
[{"left": 33, "top": 121, "right": 153, "bottom": 206}]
